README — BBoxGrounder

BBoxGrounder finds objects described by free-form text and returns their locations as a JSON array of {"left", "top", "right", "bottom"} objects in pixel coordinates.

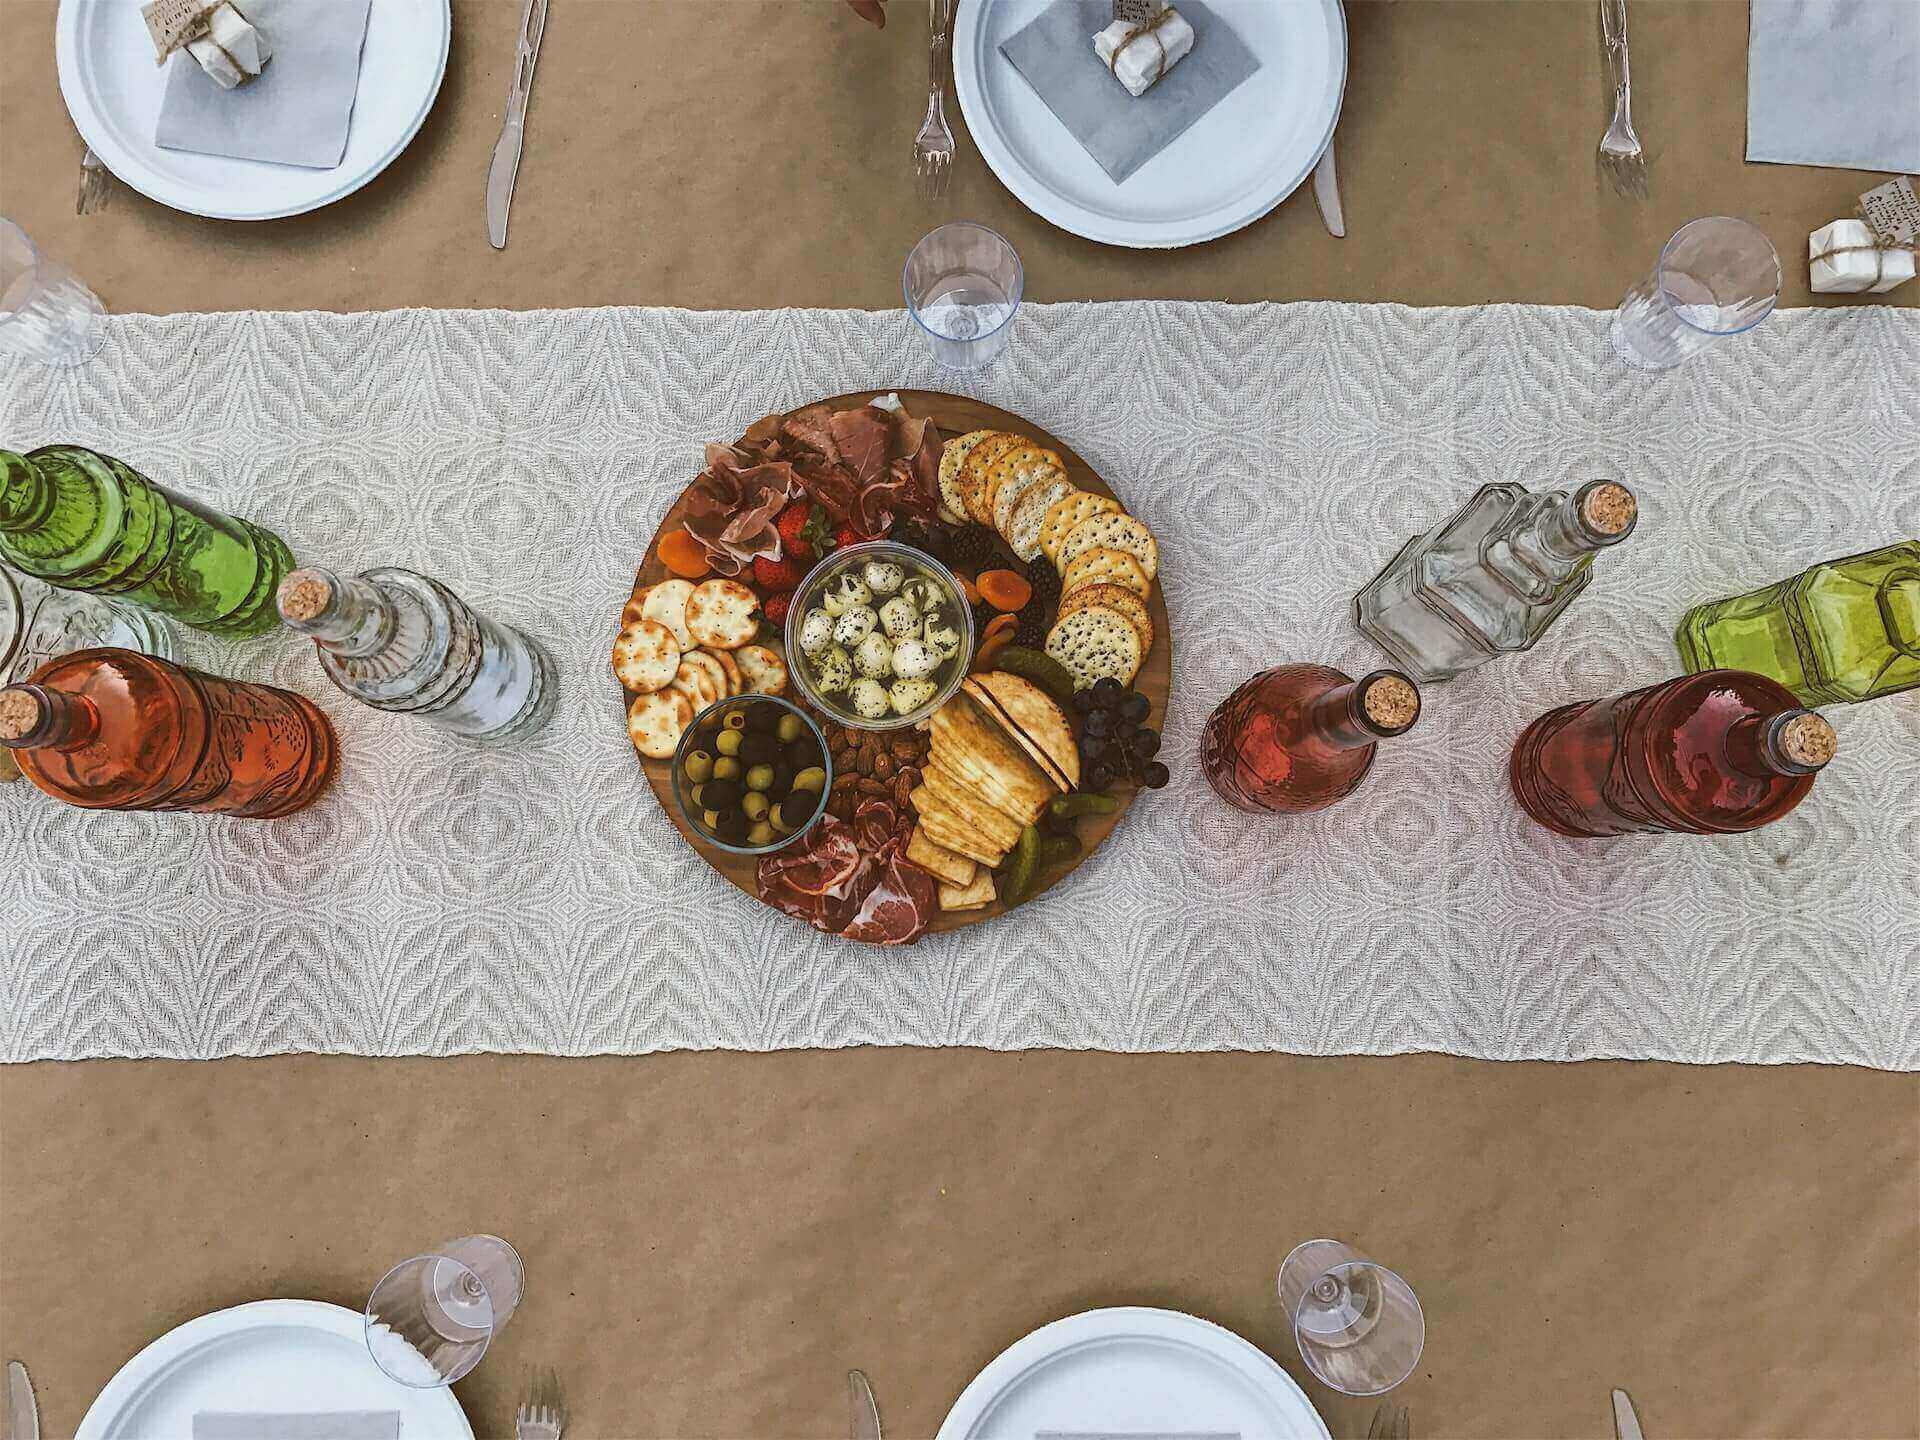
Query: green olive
[
  {"left": 701, "top": 809, "right": 721, "bottom": 831},
  {"left": 742, "top": 792, "right": 770, "bottom": 821},
  {"left": 686, "top": 783, "right": 705, "bottom": 809},
  {"left": 745, "top": 763, "right": 775, "bottom": 792},
  {"left": 715, "top": 729, "right": 743, "bottom": 756},
  {"left": 746, "top": 820, "right": 776, "bottom": 847},
  {"left": 712, "top": 755, "right": 742, "bottom": 781},
  {"left": 776, "top": 713, "right": 806, "bottom": 744},
  {"left": 682, "top": 749, "right": 714, "bottom": 784},
  {"left": 722, "top": 710, "right": 748, "bottom": 731},
  {"left": 791, "top": 766, "right": 827, "bottom": 794},
  {"left": 769, "top": 802, "right": 794, "bottom": 832}
]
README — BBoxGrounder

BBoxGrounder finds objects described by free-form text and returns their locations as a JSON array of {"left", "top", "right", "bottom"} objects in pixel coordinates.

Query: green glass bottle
[
  {"left": 1675, "top": 542, "right": 1920, "bottom": 705},
  {"left": 0, "top": 445, "right": 294, "bottom": 638}
]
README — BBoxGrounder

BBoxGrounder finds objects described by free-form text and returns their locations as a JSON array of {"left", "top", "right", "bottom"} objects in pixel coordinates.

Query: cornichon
[
  {"left": 992, "top": 646, "right": 1078, "bottom": 707},
  {"left": 1038, "top": 833, "right": 1082, "bottom": 867},
  {"left": 1048, "top": 791, "right": 1120, "bottom": 821},
  {"left": 998, "top": 825, "right": 1042, "bottom": 907}
]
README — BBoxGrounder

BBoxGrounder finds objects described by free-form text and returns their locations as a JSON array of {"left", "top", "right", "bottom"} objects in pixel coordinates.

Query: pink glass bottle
[
  {"left": 1509, "top": 669, "right": 1836, "bottom": 838},
  {"left": 1201, "top": 664, "right": 1422, "bottom": 814}
]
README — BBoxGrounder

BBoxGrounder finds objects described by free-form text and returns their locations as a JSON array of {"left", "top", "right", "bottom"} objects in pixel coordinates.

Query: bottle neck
[
  {"left": 1305, "top": 671, "right": 1421, "bottom": 751},
  {"left": 278, "top": 567, "right": 394, "bottom": 658},
  {"left": 1724, "top": 709, "right": 1836, "bottom": 779},
  {"left": 0, "top": 684, "right": 100, "bottom": 752},
  {"left": 1533, "top": 480, "right": 1637, "bottom": 564},
  {"left": 0, "top": 450, "right": 53, "bottom": 534}
]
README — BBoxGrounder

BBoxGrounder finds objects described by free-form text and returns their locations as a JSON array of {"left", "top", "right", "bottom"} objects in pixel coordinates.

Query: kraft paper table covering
[{"left": 2, "top": 301, "right": 1915, "bottom": 1069}]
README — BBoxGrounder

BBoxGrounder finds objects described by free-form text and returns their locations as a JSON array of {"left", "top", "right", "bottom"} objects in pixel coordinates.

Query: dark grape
[
  {"left": 1114, "top": 719, "right": 1137, "bottom": 740},
  {"left": 1086, "top": 763, "right": 1115, "bottom": 791},
  {"left": 1092, "top": 677, "right": 1124, "bottom": 703},
  {"left": 1140, "top": 761, "right": 1170, "bottom": 790},
  {"left": 1130, "top": 728, "right": 1161, "bottom": 759},
  {"left": 1084, "top": 709, "right": 1110, "bottom": 738},
  {"left": 1081, "top": 735, "right": 1109, "bottom": 761},
  {"left": 1120, "top": 691, "right": 1150, "bottom": 722},
  {"left": 1072, "top": 689, "right": 1097, "bottom": 716}
]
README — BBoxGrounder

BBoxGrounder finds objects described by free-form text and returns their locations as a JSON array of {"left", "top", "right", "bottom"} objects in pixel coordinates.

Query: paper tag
[
  {"left": 1112, "top": 0, "right": 1167, "bottom": 24},
  {"left": 141, "top": 0, "right": 215, "bottom": 63},
  {"left": 1859, "top": 176, "right": 1920, "bottom": 247}
]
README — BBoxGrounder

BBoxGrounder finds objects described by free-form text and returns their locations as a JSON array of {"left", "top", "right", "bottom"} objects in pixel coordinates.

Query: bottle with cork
[
  {"left": 1354, "top": 479, "right": 1640, "bottom": 684},
  {"left": 0, "top": 648, "right": 336, "bottom": 818},
  {"left": 1509, "top": 670, "right": 1836, "bottom": 838},
  {"left": 277, "top": 566, "right": 557, "bottom": 745},
  {"left": 1201, "top": 664, "right": 1421, "bottom": 814}
]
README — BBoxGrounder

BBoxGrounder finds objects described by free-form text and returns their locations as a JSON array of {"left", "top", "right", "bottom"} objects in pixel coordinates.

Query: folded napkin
[
  {"left": 1747, "top": 0, "right": 1920, "bottom": 172},
  {"left": 1000, "top": 0, "right": 1260, "bottom": 185},
  {"left": 192, "top": 1414, "right": 401, "bottom": 1440},
  {"left": 156, "top": 0, "right": 376, "bottom": 169}
]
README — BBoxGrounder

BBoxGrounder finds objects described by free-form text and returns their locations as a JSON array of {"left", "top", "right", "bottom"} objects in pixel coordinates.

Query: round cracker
[
  {"left": 1060, "top": 546, "right": 1150, "bottom": 601},
  {"left": 703, "top": 645, "right": 743, "bottom": 696},
  {"left": 958, "top": 433, "right": 1026, "bottom": 525},
  {"left": 669, "top": 658, "right": 721, "bottom": 710},
  {"left": 678, "top": 650, "right": 730, "bottom": 702},
  {"left": 735, "top": 643, "right": 788, "bottom": 697},
  {"left": 620, "top": 582, "right": 653, "bottom": 628},
  {"left": 611, "top": 618, "right": 681, "bottom": 694},
  {"left": 939, "top": 430, "right": 996, "bottom": 521},
  {"left": 1057, "top": 512, "right": 1159, "bottom": 581},
  {"left": 641, "top": 578, "right": 696, "bottom": 650},
  {"left": 1008, "top": 475, "right": 1078, "bottom": 563},
  {"left": 627, "top": 689, "right": 693, "bottom": 760},
  {"left": 1059, "top": 582, "right": 1153, "bottom": 653},
  {"left": 1039, "top": 491, "right": 1122, "bottom": 566},
  {"left": 684, "top": 578, "right": 760, "bottom": 650}
]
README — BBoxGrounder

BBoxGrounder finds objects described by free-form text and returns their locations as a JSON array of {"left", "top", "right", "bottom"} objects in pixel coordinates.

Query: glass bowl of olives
[
  {"left": 670, "top": 695, "right": 832, "bottom": 854},
  {"left": 784, "top": 539, "right": 975, "bottom": 731}
]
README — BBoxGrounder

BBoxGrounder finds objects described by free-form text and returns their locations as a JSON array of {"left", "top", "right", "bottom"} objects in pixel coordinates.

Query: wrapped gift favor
[
  {"left": 1095, "top": 6, "right": 1195, "bottom": 97},
  {"left": 1809, "top": 218, "right": 1915, "bottom": 294},
  {"left": 141, "top": 0, "right": 271, "bottom": 88}
]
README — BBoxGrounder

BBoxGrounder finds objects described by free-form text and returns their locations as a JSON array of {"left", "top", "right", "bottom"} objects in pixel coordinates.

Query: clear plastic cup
[
  {"left": 1609, "top": 216, "right": 1779, "bottom": 371},
  {"left": 903, "top": 222, "right": 1022, "bottom": 371},
  {"left": 0, "top": 220, "right": 107, "bottom": 368},
  {"left": 365, "top": 1235, "right": 524, "bottom": 1387},
  {"left": 1277, "top": 1238, "right": 1425, "bottom": 1396}
]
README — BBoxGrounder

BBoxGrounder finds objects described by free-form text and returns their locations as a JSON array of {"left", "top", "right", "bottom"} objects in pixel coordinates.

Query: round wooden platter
[{"left": 619, "top": 390, "right": 1173, "bottom": 941}]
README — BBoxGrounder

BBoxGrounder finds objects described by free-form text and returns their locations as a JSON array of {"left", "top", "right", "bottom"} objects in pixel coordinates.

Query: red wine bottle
[{"left": 1200, "top": 664, "right": 1421, "bottom": 814}]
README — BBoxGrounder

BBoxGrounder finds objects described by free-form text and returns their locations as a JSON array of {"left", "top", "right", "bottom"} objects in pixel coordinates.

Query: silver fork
[
  {"left": 1598, "top": 0, "right": 1647, "bottom": 197},
  {"left": 514, "top": 1367, "right": 565, "bottom": 1440},
  {"left": 912, "top": 0, "right": 957, "bottom": 199},
  {"left": 1367, "top": 1403, "right": 1410, "bottom": 1440},
  {"left": 76, "top": 145, "right": 111, "bottom": 215}
]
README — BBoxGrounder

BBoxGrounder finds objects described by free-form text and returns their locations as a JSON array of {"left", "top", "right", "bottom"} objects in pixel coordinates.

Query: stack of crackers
[{"left": 613, "top": 576, "right": 787, "bottom": 758}]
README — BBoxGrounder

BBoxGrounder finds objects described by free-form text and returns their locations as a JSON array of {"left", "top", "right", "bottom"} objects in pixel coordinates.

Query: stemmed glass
[
  {"left": 1609, "top": 216, "right": 1779, "bottom": 371},
  {"left": 0, "top": 219, "right": 107, "bottom": 367},
  {"left": 903, "top": 221, "right": 1022, "bottom": 371},
  {"left": 1277, "top": 1239, "right": 1424, "bottom": 1396},
  {"left": 365, "top": 1235, "right": 524, "bottom": 1387}
]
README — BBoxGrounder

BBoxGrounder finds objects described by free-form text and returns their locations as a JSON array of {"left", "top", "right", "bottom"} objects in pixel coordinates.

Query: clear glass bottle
[
  {"left": 1200, "top": 663, "right": 1421, "bottom": 814},
  {"left": 1675, "top": 542, "right": 1920, "bottom": 706},
  {"left": 1355, "top": 479, "right": 1639, "bottom": 683},
  {"left": 0, "top": 648, "right": 336, "bottom": 818},
  {"left": 0, "top": 445, "right": 295, "bottom": 637},
  {"left": 277, "top": 567, "right": 557, "bottom": 745}
]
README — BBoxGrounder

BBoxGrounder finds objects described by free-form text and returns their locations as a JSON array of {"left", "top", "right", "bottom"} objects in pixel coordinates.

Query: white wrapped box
[
  {"left": 185, "top": 2, "right": 271, "bottom": 89},
  {"left": 1809, "top": 219, "right": 1914, "bottom": 295},
  {"left": 1094, "top": 6, "right": 1195, "bottom": 97}
]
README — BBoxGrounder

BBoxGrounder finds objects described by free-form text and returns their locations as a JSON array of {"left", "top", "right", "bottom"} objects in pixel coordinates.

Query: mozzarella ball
[
  {"left": 853, "top": 632, "right": 895, "bottom": 678},
  {"left": 878, "top": 595, "right": 921, "bottom": 640},
  {"left": 862, "top": 560, "right": 906, "bottom": 596},
  {"left": 900, "top": 577, "right": 943, "bottom": 612},
  {"left": 821, "top": 573, "right": 872, "bottom": 617},
  {"left": 890, "top": 638, "right": 938, "bottom": 680},
  {"left": 890, "top": 677, "right": 937, "bottom": 715},
  {"left": 923, "top": 611, "right": 963, "bottom": 659},
  {"left": 813, "top": 646, "right": 853, "bottom": 695},
  {"left": 832, "top": 605, "right": 877, "bottom": 648},
  {"left": 798, "top": 609, "right": 834, "bottom": 656},
  {"left": 850, "top": 677, "right": 891, "bottom": 719}
]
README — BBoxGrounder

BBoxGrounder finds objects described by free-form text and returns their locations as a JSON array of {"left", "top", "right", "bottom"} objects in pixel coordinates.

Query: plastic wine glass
[
  {"left": 1277, "top": 1239, "right": 1424, "bottom": 1396},
  {"left": 0, "top": 219, "right": 107, "bottom": 367},
  {"left": 1609, "top": 216, "right": 1779, "bottom": 371},
  {"left": 365, "top": 1235, "right": 524, "bottom": 1387},
  {"left": 903, "top": 221, "right": 1022, "bottom": 371}
]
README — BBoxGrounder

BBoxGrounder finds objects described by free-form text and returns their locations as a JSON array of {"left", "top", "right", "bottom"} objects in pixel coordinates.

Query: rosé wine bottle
[
  {"left": 0, "top": 648, "right": 336, "bottom": 818},
  {"left": 1509, "top": 669, "right": 1835, "bottom": 838},
  {"left": 1200, "top": 664, "right": 1422, "bottom": 815}
]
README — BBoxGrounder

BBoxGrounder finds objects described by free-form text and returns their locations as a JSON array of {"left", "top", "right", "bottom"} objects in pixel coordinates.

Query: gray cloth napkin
[
  {"left": 1746, "top": 0, "right": 1920, "bottom": 172},
  {"left": 155, "top": 0, "right": 376, "bottom": 170},
  {"left": 1000, "top": 0, "right": 1261, "bottom": 185},
  {"left": 192, "top": 1414, "right": 401, "bottom": 1440}
]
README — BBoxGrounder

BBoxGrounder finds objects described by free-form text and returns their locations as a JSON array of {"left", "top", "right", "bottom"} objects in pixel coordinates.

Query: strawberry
[
  {"left": 775, "top": 501, "right": 814, "bottom": 562},
  {"left": 753, "top": 552, "right": 807, "bottom": 593},
  {"left": 835, "top": 523, "right": 863, "bottom": 551},
  {"left": 762, "top": 591, "right": 792, "bottom": 628}
]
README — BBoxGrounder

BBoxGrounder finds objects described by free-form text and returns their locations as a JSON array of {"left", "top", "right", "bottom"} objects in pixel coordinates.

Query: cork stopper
[
  {"left": 0, "top": 687, "right": 45, "bottom": 743},
  {"left": 277, "top": 570, "right": 335, "bottom": 624},
  {"left": 1579, "top": 481, "right": 1637, "bottom": 537},
  {"left": 1360, "top": 672, "right": 1421, "bottom": 735},
  {"left": 1777, "top": 712, "right": 1837, "bottom": 771}
]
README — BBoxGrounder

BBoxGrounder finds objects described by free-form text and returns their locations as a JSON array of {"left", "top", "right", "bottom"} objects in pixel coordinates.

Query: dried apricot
[
  {"left": 977, "top": 569, "right": 1033, "bottom": 612},
  {"left": 658, "top": 527, "right": 712, "bottom": 579}
]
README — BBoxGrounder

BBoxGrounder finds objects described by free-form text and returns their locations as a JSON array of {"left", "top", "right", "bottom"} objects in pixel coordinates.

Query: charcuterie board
[{"left": 615, "top": 391, "right": 1172, "bottom": 943}]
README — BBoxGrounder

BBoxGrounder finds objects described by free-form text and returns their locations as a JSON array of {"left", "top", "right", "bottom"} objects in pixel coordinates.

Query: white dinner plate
[
  {"left": 953, "top": 0, "right": 1345, "bottom": 248},
  {"left": 937, "top": 1306, "right": 1332, "bottom": 1440},
  {"left": 55, "top": 0, "right": 451, "bottom": 221},
  {"left": 76, "top": 1300, "right": 474, "bottom": 1440}
]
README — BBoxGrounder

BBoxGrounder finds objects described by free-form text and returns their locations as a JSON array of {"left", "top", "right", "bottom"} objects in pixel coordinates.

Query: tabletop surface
[{"left": 0, "top": 2, "right": 1915, "bottom": 1437}]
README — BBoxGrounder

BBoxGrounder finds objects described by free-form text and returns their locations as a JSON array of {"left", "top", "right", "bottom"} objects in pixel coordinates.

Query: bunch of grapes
[{"left": 1073, "top": 677, "right": 1167, "bottom": 791}]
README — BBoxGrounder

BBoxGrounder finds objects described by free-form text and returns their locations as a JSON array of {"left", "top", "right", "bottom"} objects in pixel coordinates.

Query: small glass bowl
[
  {"left": 669, "top": 694, "right": 832, "bottom": 856},
  {"left": 783, "top": 540, "right": 975, "bottom": 732}
]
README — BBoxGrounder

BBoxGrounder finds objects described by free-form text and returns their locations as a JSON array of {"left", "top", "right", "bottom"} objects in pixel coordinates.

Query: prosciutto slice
[{"left": 757, "top": 800, "right": 937, "bottom": 944}]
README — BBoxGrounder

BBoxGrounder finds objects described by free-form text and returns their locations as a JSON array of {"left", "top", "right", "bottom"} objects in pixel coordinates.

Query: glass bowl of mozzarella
[{"left": 784, "top": 540, "right": 975, "bottom": 731}]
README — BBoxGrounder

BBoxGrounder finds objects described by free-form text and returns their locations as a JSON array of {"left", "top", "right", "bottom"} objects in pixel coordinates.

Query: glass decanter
[
  {"left": 0, "top": 648, "right": 337, "bottom": 817},
  {"left": 0, "top": 444, "right": 295, "bottom": 637},
  {"left": 1200, "top": 664, "right": 1421, "bottom": 814},
  {"left": 1509, "top": 669, "right": 1835, "bottom": 838},
  {"left": 278, "top": 567, "right": 557, "bottom": 745},
  {"left": 1675, "top": 541, "right": 1920, "bottom": 706},
  {"left": 1355, "top": 479, "right": 1638, "bottom": 683}
]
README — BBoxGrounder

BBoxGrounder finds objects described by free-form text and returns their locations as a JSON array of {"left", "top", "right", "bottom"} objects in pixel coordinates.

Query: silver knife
[
  {"left": 848, "top": 1369, "right": 881, "bottom": 1440},
  {"left": 486, "top": 0, "right": 550, "bottom": 249},
  {"left": 1311, "top": 138, "right": 1345, "bottom": 238},
  {"left": 7, "top": 1362, "right": 39, "bottom": 1440},
  {"left": 1612, "top": 1388, "right": 1645, "bottom": 1440}
]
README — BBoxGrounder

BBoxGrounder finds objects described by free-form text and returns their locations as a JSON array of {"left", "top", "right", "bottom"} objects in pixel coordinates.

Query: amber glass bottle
[
  {"left": 1509, "top": 669, "right": 1835, "bottom": 838},
  {"left": 0, "top": 648, "right": 336, "bottom": 817},
  {"left": 1200, "top": 664, "right": 1422, "bottom": 814}
]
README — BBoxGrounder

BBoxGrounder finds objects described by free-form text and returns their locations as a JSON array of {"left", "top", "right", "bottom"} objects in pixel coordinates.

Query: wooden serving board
[{"left": 620, "top": 391, "right": 1173, "bottom": 940}]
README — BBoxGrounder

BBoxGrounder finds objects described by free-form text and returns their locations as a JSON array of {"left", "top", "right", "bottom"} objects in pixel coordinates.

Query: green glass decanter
[
  {"left": 1675, "top": 542, "right": 1920, "bottom": 705},
  {"left": 0, "top": 445, "right": 295, "bottom": 638}
]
